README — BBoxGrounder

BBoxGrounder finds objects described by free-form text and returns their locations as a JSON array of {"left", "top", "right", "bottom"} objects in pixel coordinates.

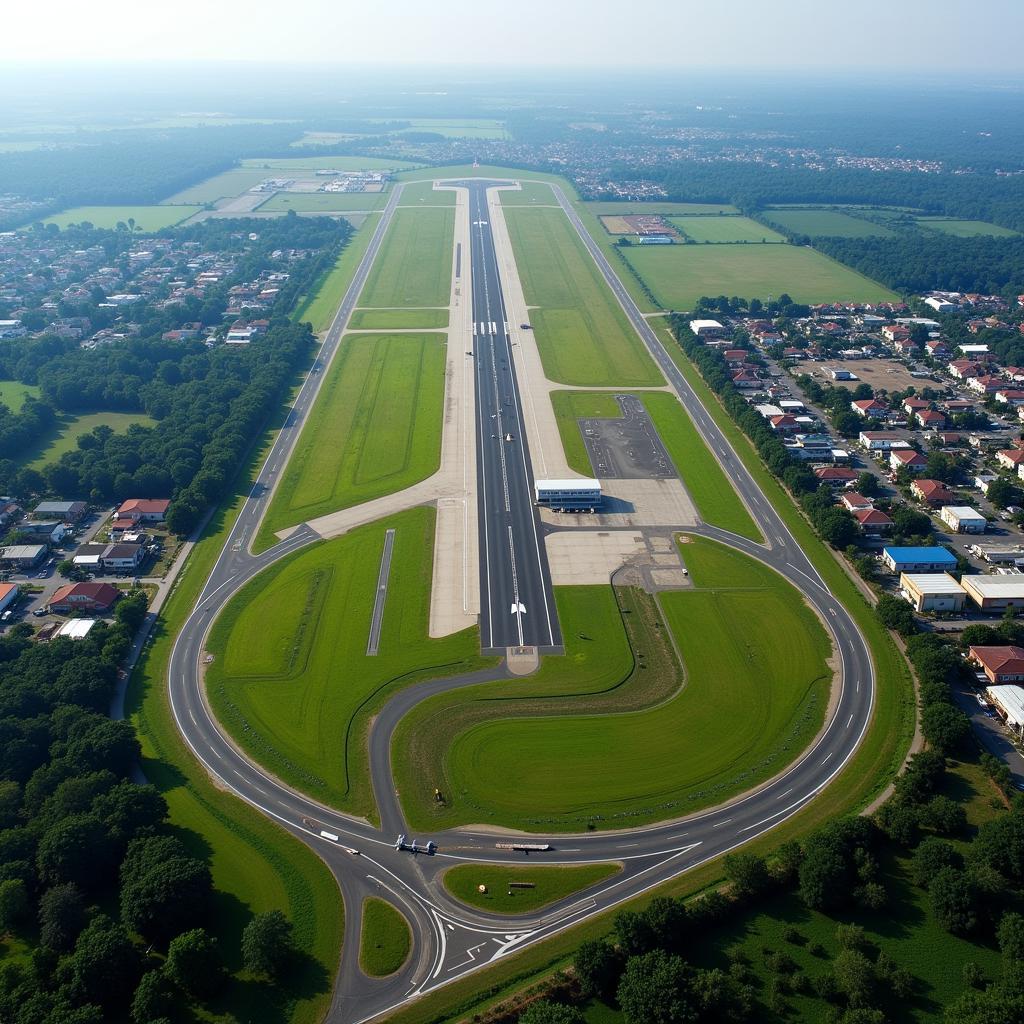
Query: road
[{"left": 162, "top": 178, "right": 879, "bottom": 1024}]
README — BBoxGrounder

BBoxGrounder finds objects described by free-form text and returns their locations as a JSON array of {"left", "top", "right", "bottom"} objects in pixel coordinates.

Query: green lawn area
[
  {"left": 504, "top": 207, "right": 663, "bottom": 386},
  {"left": 293, "top": 213, "right": 380, "bottom": 333},
  {"left": 500, "top": 182, "right": 558, "bottom": 205},
  {"left": 444, "top": 864, "right": 621, "bottom": 915},
  {"left": 242, "top": 155, "right": 421, "bottom": 171},
  {"left": 208, "top": 507, "right": 495, "bottom": 818},
  {"left": 360, "top": 898, "right": 411, "bottom": 977},
  {"left": 258, "top": 191, "right": 388, "bottom": 213},
  {"left": 763, "top": 208, "right": 896, "bottom": 238},
  {"left": 398, "top": 180, "right": 457, "bottom": 205},
  {"left": 395, "top": 166, "right": 580, "bottom": 198},
  {"left": 917, "top": 217, "right": 1020, "bottom": 237},
  {"left": 624, "top": 244, "right": 898, "bottom": 311},
  {"left": 0, "top": 380, "right": 40, "bottom": 411},
  {"left": 394, "top": 118, "right": 509, "bottom": 140},
  {"left": 40, "top": 205, "right": 201, "bottom": 229},
  {"left": 550, "top": 390, "right": 760, "bottom": 540},
  {"left": 257, "top": 332, "right": 445, "bottom": 544},
  {"left": 163, "top": 168, "right": 277, "bottom": 204},
  {"left": 584, "top": 201, "right": 739, "bottom": 216},
  {"left": 668, "top": 216, "right": 785, "bottom": 243},
  {"left": 26, "top": 411, "right": 156, "bottom": 469},
  {"left": 348, "top": 308, "right": 449, "bottom": 330},
  {"left": 359, "top": 207, "right": 454, "bottom": 307}
]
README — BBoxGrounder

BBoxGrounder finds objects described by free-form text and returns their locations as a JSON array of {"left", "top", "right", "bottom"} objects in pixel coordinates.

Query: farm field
[
  {"left": 258, "top": 191, "right": 388, "bottom": 213},
  {"left": 917, "top": 217, "right": 1020, "bottom": 237},
  {"left": 359, "top": 207, "right": 454, "bottom": 307},
  {"left": 624, "top": 243, "right": 898, "bottom": 310},
  {"left": 444, "top": 864, "right": 621, "bottom": 915},
  {"left": 207, "top": 507, "right": 495, "bottom": 817},
  {"left": 258, "top": 333, "right": 445, "bottom": 543},
  {"left": 348, "top": 308, "right": 449, "bottom": 330},
  {"left": 504, "top": 207, "right": 663, "bottom": 386},
  {"left": 550, "top": 390, "right": 760, "bottom": 540},
  {"left": 668, "top": 215, "right": 785, "bottom": 243},
  {"left": 162, "top": 168, "right": 276, "bottom": 204},
  {"left": 585, "top": 201, "right": 739, "bottom": 217},
  {"left": 41, "top": 204, "right": 202, "bottom": 229},
  {"left": 0, "top": 380, "right": 40, "bottom": 410},
  {"left": 360, "top": 899, "right": 411, "bottom": 977},
  {"left": 763, "top": 208, "right": 896, "bottom": 238},
  {"left": 398, "top": 180, "right": 457, "bottom": 205},
  {"left": 293, "top": 213, "right": 381, "bottom": 332},
  {"left": 27, "top": 410, "right": 156, "bottom": 469}
]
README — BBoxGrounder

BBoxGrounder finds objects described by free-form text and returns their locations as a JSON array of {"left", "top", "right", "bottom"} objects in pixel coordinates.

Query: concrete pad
[
  {"left": 650, "top": 567, "right": 691, "bottom": 588},
  {"left": 506, "top": 646, "right": 540, "bottom": 675},
  {"left": 546, "top": 531, "right": 645, "bottom": 585},
  {"left": 540, "top": 478, "right": 699, "bottom": 529}
]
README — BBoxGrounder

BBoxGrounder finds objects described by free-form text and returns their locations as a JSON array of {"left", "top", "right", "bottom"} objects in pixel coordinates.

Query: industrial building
[
  {"left": 688, "top": 319, "right": 725, "bottom": 338},
  {"left": 986, "top": 685, "right": 1024, "bottom": 734},
  {"left": 940, "top": 506, "right": 988, "bottom": 534},
  {"left": 0, "top": 544, "right": 47, "bottom": 570},
  {"left": 961, "top": 576, "right": 1024, "bottom": 611},
  {"left": 534, "top": 479, "right": 602, "bottom": 512},
  {"left": 899, "top": 573, "right": 966, "bottom": 612},
  {"left": 882, "top": 546, "right": 959, "bottom": 574}
]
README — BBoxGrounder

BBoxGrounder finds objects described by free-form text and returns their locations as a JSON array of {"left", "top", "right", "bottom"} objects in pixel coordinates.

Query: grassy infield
[
  {"left": 360, "top": 899, "right": 412, "bottom": 978},
  {"left": 444, "top": 864, "right": 622, "bottom": 915}
]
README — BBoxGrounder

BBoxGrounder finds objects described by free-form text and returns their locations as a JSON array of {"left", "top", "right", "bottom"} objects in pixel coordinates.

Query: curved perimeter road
[{"left": 164, "top": 178, "right": 878, "bottom": 1024}]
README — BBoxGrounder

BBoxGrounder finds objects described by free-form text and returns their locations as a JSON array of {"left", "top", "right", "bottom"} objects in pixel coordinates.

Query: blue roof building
[{"left": 882, "top": 546, "right": 958, "bottom": 573}]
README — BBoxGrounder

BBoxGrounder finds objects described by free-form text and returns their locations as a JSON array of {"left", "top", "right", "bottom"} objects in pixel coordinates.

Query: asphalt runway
[
  {"left": 580, "top": 394, "right": 677, "bottom": 479},
  {"left": 162, "top": 178, "right": 879, "bottom": 1024}
]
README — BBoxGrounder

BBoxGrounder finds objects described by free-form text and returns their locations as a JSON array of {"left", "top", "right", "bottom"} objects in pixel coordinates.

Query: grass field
[
  {"left": 398, "top": 180, "right": 457, "bottom": 206},
  {"left": 504, "top": 207, "right": 663, "bottom": 386},
  {"left": 668, "top": 216, "right": 785, "bottom": 243},
  {"left": 763, "top": 208, "right": 896, "bottom": 238},
  {"left": 550, "top": 390, "right": 760, "bottom": 540},
  {"left": 395, "top": 166, "right": 580, "bottom": 200},
  {"left": 243, "top": 156, "right": 421, "bottom": 172},
  {"left": 584, "top": 201, "right": 739, "bottom": 217},
  {"left": 360, "top": 899, "right": 411, "bottom": 977},
  {"left": 624, "top": 244, "right": 898, "bottom": 310},
  {"left": 444, "top": 864, "right": 621, "bottom": 915},
  {"left": 209, "top": 507, "right": 495, "bottom": 817},
  {"left": 293, "top": 214, "right": 380, "bottom": 332},
  {"left": 359, "top": 208, "right": 454, "bottom": 308},
  {"left": 25, "top": 410, "right": 155, "bottom": 469},
  {"left": 257, "top": 333, "right": 445, "bottom": 543},
  {"left": 258, "top": 192, "right": 388, "bottom": 213},
  {"left": 163, "top": 168, "right": 278, "bottom": 205},
  {"left": 917, "top": 217, "right": 1020, "bottom": 237},
  {"left": 348, "top": 308, "right": 449, "bottom": 330},
  {"left": 41, "top": 205, "right": 202, "bottom": 229},
  {"left": 0, "top": 380, "right": 40, "bottom": 410},
  {"left": 499, "top": 182, "right": 558, "bottom": 205},
  {"left": 392, "top": 118, "right": 509, "bottom": 140}
]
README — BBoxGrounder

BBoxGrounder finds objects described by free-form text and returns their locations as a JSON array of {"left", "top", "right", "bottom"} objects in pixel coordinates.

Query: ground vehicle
[{"left": 32, "top": 608, "right": 45, "bottom": 617}]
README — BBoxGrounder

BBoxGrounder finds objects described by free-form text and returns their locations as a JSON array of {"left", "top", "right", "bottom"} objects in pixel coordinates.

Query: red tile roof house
[
  {"left": 851, "top": 399, "right": 888, "bottom": 418},
  {"left": 996, "top": 390, "right": 1024, "bottom": 407},
  {"left": 48, "top": 582, "right": 120, "bottom": 615},
  {"left": 912, "top": 479, "right": 956, "bottom": 505},
  {"left": 854, "top": 508, "right": 894, "bottom": 534},
  {"left": 948, "top": 360, "right": 985, "bottom": 380},
  {"left": 841, "top": 492, "right": 874, "bottom": 512},
  {"left": 997, "top": 450, "right": 1024, "bottom": 471},
  {"left": 723, "top": 349, "right": 751, "bottom": 364},
  {"left": 889, "top": 449, "right": 927, "bottom": 474},
  {"left": 814, "top": 467, "right": 859, "bottom": 487},
  {"left": 769, "top": 414, "right": 802, "bottom": 433},
  {"left": 113, "top": 499, "right": 170, "bottom": 528},
  {"left": 903, "top": 398, "right": 930, "bottom": 416},
  {"left": 916, "top": 409, "right": 948, "bottom": 429},
  {"left": 969, "top": 646, "right": 1024, "bottom": 685},
  {"left": 730, "top": 370, "right": 761, "bottom": 389}
]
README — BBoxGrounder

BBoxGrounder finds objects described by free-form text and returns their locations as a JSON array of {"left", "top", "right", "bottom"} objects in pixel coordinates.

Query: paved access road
[{"left": 163, "top": 178, "right": 879, "bottom": 1024}]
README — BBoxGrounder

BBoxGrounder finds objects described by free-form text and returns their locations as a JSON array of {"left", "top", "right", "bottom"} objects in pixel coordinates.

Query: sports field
[
  {"left": 917, "top": 217, "right": 1020, "bottom": 237},
  {"left": 624, "top": 243, "right": 898, "bottom": 310},
  {"left": 41, "top": 205, "right": 202, "bottom": 230},
  {"left": 26, "top": 411, "right": 156, "bottom": 469},
  {"left": 258, "top": 192, "right": 388, "bottom": 213},
  {"left": 208, "top": 507, "right": 494, "bottom": 818},
  {"left": 443, "top": 538, "right": 830, "bottom": 830},
  {"left": 584, "top": 201, "right": 738, "bottom": 217},
  {"left": 398, "top": 180, "right": 457, "bottom": 206},
  {"left": 763, "top": 208, "right": 896, "bottom": 238},
  {"left": 360, "top": 898, "right": 411, "bottom": 977},
  {"left": 504, "top": 207, "right": 663, "bottom": 387},
  {"left": 669, "top": 215, "right": 785, "bottom": 243},
  {"left": 359, "top": 208, "right": 454, "bottom": 307},
  {"left": 550, "top": 390, "right": 760, "bottom": 540},
  {"left": 348, "top": 308, "right": 449, "bottom": 330},
  {"left": 259, "top": 333, "right": 445, "bottom": 540},
  {"left": 443, "top": 864, "right": 621, "bottom": 915}
]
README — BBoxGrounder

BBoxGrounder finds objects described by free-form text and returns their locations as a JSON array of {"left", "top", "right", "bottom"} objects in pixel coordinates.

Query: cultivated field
[
  {"left": 360, "top": 899, "right": 411, "bottom": 977},
  {"left": 668, "top": 215, "right": 785, "bottom": 243},
  {"left": 504, "top": 207, "right": 664, "bottom": 386},
  {"left": 348, "top": 308, "right": 449, "bottom": 330},
  {"left": 624, "top": 243, "right": 898, "bottom": 310},
  {"left": 27, "top": 411, "right": 156, "bottom": 469},
  {"left": 207, "top": 507, "right": 494, "bottom": 818},
  {"left": 918, "top": 217, "right": 1020, "bottom": 237},
  {"left": 800, "top": 357, "right": 933, "bottom": 393},
  {"left": 359, "top": 207, "right": 455, "bottom": 307},
  {"left": 550, "top": 390, "right": 760, "bottom": 540},
  {"left": 763, "top": 208, "right": 896, "bottom": 238},
  {"left": 41, "top": 204, "right": 202, "bottom": 230},
  {"left": 398, "top": 180, "right": 457, "bottom": 206},
  {"left": 259, "top": 333, "right": 446, "bottom": 540},
  {"left": 444, "top": 864, "right": 620, "bottom": 915},
  {"left": 258, "top": 192, "right": 388, "bottom": 213}
]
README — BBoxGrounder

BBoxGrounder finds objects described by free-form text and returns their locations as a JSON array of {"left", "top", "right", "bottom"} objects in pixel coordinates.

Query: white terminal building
[{"left": 534, "top": 478, "right": 602, "bottom": 512}]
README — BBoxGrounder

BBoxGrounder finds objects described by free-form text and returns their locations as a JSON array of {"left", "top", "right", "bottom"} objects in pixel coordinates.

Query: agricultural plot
[
  {"left": 360, "top": 899, "right": 411, "bottom": 977},
  {"left": 259, "top": 333, "right": 446, "bottom": 539},
  {"left": 550, "top": 390, "right": 760, "bottom": 540},
  {"left": 258, "top": 192, "right": 388, "bottom": 213},
  {"left": 763, "top": 208, "right": 896, "bottom": 238},
  {"left": 41, "top": 205, "right": 201, "bottom": 230},
  {"left": 27, "top": 411, "right": 156, "bottom": 469},
  {"left": 359, "top": 207, "right": 455, "bottom": 308},
  {"left": 348, "top": 308, "right": 449, "bottom": 330},
  {"left": 917, "top": 217, "right": 1020, "bottom": 237},
  {"left": 444, "top": 864, "right": 621, "bottom": 915},
  {"left": 207, "top": 507, "right": 494, "bottom": 818},
  {"left": 668, "top": 215, "right": 785, "bottom": 243},
  {"left": 504, "top": 207, "right": 663, "bottom": 386},
  {"left": 623, "top": 243, "right": 898, "bottom": 310}
]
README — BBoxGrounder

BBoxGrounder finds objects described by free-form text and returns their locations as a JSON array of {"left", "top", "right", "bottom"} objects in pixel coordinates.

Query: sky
[{"left": 6, "top": 0, "right": 1024, "bottom": 73}]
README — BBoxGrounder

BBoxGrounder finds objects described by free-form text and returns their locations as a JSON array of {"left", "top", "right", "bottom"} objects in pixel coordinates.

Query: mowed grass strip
[
  {"left": 499, "top": 182, "right": 558, "bottom": 206},
  {"left": 444, "top": 864, "right": 622, "bottom": 915},
  {"left": 359, "top": 207, "right": 454, "bottom": 307},
  {"left": 208, "top": 507, "right": 495, "bottom": 818},
  {"left": 258, "top": 333, "right": 445, "bottom": 542},
  {"left": 504, "top": 207, "right": 663, "bottom": 386},
  {"left": 348, "top": 308, "right": 449, "bottom": 330},
  {"left": 398, "top": 180, "right": 457, "bottom": 206},
  {"left": 41, "top": 204, "right": 202, "bottom": 229},
  {"left": 668, "top": 215, "right": 785, "bottom": 243},
  {"left": 360, "top": 899, "right": 411, "bottom": 978},
  {"left": 550, "top": 390, "right": 760, "bottom": 541},
  {"left": 623, "top": 243, "right": 898, "bottom": 310},
  {"left": 259, "top": 191, "right": 388, "bottom": 213},
  {"left": 763, "top": 208, "right": 896, "bottom": 238}
]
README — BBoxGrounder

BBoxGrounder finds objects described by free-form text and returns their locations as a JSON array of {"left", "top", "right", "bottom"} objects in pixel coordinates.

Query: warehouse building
[
  {"left": 882, "top": 546, "right": 959, "bottom": 574},
  {"left": 534, "top": 479, "right": 601, "bottom": 512},
  {"left": 899, "top": 573, "right": 967, "bottom": 612},
  {"left": 940, "top": 506, "right": 988, "bottom": 534},
  {"left": 0, "top": 544, "right": 47, "bottom": 570},
  {"left": 986, "top": 684, "right": 1024, "bottom": 734},
  {"left": 961, "top": 576, "right": 1024, "bottom": 611},
  {"left": 688, "top": 319, "right": 725, "bottom": 338}
]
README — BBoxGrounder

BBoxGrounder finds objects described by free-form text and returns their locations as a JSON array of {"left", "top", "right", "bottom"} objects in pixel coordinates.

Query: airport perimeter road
[{"left": 460, "top": 180, "right": 561, "bottom": 653}]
